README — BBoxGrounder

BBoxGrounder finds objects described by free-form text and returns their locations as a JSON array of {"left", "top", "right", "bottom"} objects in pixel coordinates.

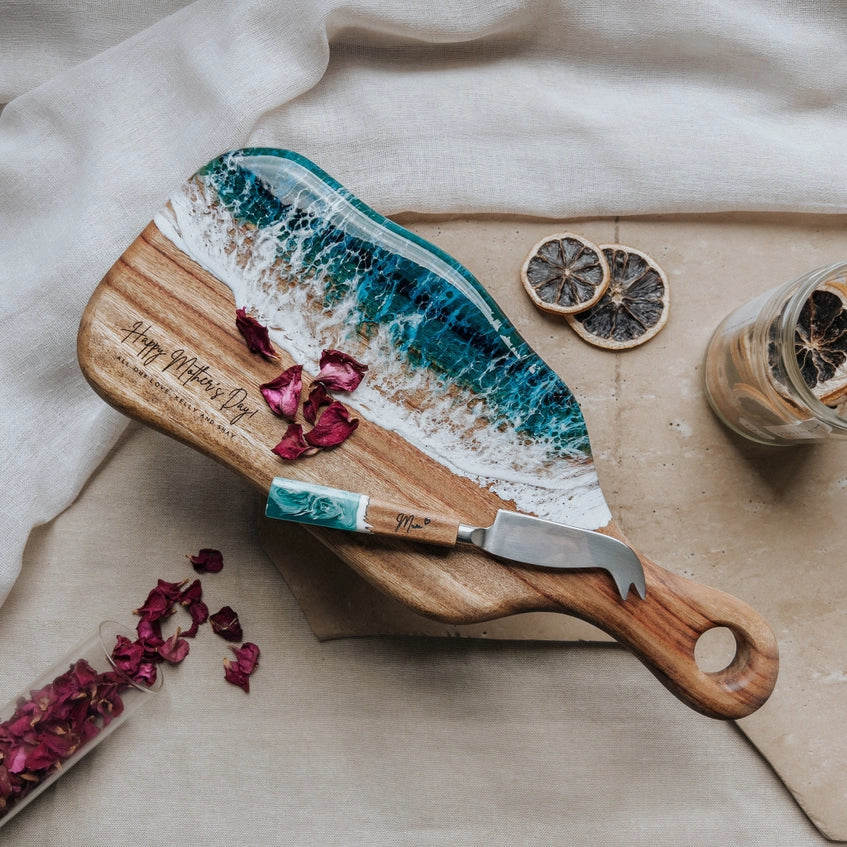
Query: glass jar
[
  {"left": 0, "top": 621, "right": 161, "bottom": 828},
  {"left": 704, "top": 263, "right": 847, "bottom": 445}
]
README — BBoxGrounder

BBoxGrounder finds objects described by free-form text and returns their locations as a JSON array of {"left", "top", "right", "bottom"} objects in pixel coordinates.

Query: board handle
[
  {"left": 638, "top": 560, "right": 779, "bottom": 720},
  {"left": 265, "top": 478, "right": 460, "bottom": 547},
  {"left": 534, "top": 547, "right": 780, "bottom": 720}
]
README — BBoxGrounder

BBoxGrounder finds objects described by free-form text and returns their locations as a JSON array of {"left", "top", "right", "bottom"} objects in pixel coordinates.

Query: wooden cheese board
[{"left": 77, "top": 149, "right": 778, "bottom": 719}]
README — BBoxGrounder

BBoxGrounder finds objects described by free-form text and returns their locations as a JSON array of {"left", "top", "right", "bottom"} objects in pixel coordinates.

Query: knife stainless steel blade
[{"left": 265, "top": 477, "right": 646, "bottom": 600}]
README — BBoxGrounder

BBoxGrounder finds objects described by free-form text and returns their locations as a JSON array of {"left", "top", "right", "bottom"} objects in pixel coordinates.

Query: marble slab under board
[{"left": 260, "top": 212, "right": 847, "bottom": 841}]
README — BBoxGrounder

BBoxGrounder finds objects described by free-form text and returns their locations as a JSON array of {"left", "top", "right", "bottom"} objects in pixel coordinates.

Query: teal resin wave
[
  {"left": 200, "top": 149, "right": 588, "bottom": 456},
  {"left": 154, "top": 149, "right": 611, "bottom": 529}
]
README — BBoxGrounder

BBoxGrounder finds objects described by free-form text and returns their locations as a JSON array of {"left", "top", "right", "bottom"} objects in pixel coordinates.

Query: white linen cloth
[{"left": 3, "top": 0, "right": 847, "bottom": 607}]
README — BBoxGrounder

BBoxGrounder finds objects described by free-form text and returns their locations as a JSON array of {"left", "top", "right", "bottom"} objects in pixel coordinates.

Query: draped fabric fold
[{"left": 2, "top": 0, "right": 847, "bottom": 606}]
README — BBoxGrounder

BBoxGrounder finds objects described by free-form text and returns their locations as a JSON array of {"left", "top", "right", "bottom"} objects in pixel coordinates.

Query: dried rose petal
[
  {"left": 35, "top": 727, "right": 78, "bottom": 761},
  {"left": 179, "top": 581, "right": 209, "bottom": 637},
  {"left": 70, "top": 658, "right": 98, "bottom": 690},
  {"left": 223, "top": 643, "right": 260, "bottom": 692},
  {"left": 92, "top": 676, "right": 126, "bottom": 725},
  {"left": 179, "top": 578, "right": 203, "bottom": 606},
  {"left": 260, "top": 365, "right": 303, "bottom": 420},
  {"left": 222, "top": 663, "right": 250, "bottom": 692},
  {"left": 6, "top": 744, "right": 29, "bottom": 776},
  {"left": 133, "top": 662, "right": 158, "bottom": 687},
  {"left": 304, "top": 401, "right": 359, "bottom": 448},
  {"left": 235, "top": 307, "right": 278, "bottom": 360},
  {"left": 188, "top": 549, "right": 223, "bottom": 574},
  {"left": 158, "top": 630, "right": 190, "bottom": 664},
  {"left": 209, "top": 606, "right": 243, "bottom": 642},
  {"left": 0, "top": 656, "right": 136, "bottom": 806},
  {"left": 271, "top": 423, "right": 318, "bottom": 460},
  {"left": 27, "top": 740, "right": 68, "bottom": 772},
  {"left": 232, "top": 642, "right": 260, "bottom": 674},
  {"left": 157, "top": 578, "right": 188, "bottom": 601},
  {"left": 111, "top": 635, "right": 145, "bottom": 677},
  {"left": 133, "top": 579, "right": 185, "bottom": 622},
  {"left": 182, "top": 599, "right": 209, "bottom": 638},
  {"left": 315, "top": 349, "right": 368, "bottom": 391},
  {"left": 136, "top": 617, "right": 164, "bottom": 649},
  {"left": 303, "top": 381, "right": 330, "bottom": 424},
  {"left": 175, "top": 578, "right": 208, "bottom": 636}
]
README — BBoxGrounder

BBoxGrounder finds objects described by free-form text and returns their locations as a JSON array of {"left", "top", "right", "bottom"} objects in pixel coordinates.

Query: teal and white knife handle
[{"left": 265, "top": 478, "right": 461, "bottom": 547}]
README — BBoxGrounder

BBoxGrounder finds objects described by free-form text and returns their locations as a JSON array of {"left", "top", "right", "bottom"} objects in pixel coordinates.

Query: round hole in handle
[{"left": 694, "top": 626, "right": 738, "bottom": 673}]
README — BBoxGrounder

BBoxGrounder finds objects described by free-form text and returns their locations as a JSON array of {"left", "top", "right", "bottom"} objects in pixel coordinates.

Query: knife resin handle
[{"left": 265, "top": 478, "right": 460, "bottom": 546}]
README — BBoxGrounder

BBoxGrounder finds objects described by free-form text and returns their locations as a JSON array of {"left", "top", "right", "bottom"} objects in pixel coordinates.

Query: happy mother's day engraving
[{"left": 117, "top": 319, "right": 259, "bottom": 430}]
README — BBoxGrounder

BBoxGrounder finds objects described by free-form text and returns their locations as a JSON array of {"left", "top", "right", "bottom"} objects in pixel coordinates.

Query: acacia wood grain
[
  {"left": 365, "top": 500, "right": 460, "bottom": 547},
  {"left": 77, "top": 222, "right": 779, "bottom": 719}
]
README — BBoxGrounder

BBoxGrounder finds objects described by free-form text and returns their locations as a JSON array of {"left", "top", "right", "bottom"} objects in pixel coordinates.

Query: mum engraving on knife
[{"left": 394, "top": 514, "right": 432, "bottom": 534}]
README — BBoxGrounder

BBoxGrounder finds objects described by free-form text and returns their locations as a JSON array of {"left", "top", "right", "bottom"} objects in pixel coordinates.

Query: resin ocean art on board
[{"left": 154, "top": 149, "right": 611, "bottom": 530}]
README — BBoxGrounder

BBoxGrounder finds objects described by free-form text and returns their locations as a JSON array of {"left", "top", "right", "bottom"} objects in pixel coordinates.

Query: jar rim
[
  {"left": 779, "top": 262, "right": 847, "bottom": 433},
  {"left": 98, "top": 619, "right": 164, "bottom": 693}
]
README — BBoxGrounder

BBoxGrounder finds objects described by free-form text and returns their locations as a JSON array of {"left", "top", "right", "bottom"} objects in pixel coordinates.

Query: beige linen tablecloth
[{"left": 0, "top": 421, "right": 826, "bottom": 845}]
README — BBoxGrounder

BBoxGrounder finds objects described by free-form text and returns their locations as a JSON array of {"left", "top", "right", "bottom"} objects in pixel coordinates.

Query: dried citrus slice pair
[{"left": 521, "top": 233, "right": 669, "bottom": 349}]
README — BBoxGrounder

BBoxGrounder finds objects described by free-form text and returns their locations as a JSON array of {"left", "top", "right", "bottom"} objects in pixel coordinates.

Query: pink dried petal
[
  {"left": 303, "top": 381, "right": 330, "bottom": 424},
  {"left": 315, "top": 349, "right": 368, "bottom": 391},
  {"left": 134, "top": 580, "right": 184, "bottom": 622},
  {"left": 132, "top": 662, "right": 158, "bottom": 687},
  {"left": 304, "top": 401, "right": 359, "bottom": 448},
  {"left": 136, "top": 617, "right": 164, "bottom": 649},
  {"left": 77, "top": 718, "right": 101, "bottom": 746},
  {"left": 178, "top": 581, "right": 209, "bottom": 635},
  {"left": 179, "top": 578, "right": 203, "bottom": 606},
  {"left": 65, "top": 696, "right": 90, "bottom": 728},
  {"left": 182, "top": 600, "right": 209, "bottom": 638},
  {"left": 232, "top": 642, "right": 260, "bottom": 674},
  {"left": 111, "top": 635, "right": 145, "bottom": 677},
  {"left": 6, "top": 744, "right": 29, "bottom": 775},
  {"left": 189, "top": 549, "right": 223, "bottom": 574},
  {"left": 40, "top": 725, "right": 81, "bottom": 759},
  {"left": 236, "top": 307, "right": 278, "bottom": 360},
  {"left": 6, "top": 706, "right": 38, "bottom": 738},
  {"left": 0, "top": 762, "right": 13, "bottom": 795},
  {"left": 93, "top": 681, "right": 126, "bottom": 725},
  {"left": 223, "top": 643, "right": 260, "bottom": 692},
  {"left": 34, "top": 674, "right": 72, "bottom": 713},
  {"left": 271, "top": 423, "right": 318, "bottom": 460},
  {"left": 69, "top": 658, "right": 98, "bottom": 691},
  {"left": 18, "top": 742, "right": 48, "bottom": 773},
  {"left": 156, "top": 579, "right": 188, "bottom": 601},
  {"left": 223, "top": 662, "right": 250, "bottom": 692},
  {"left": 158, "top": 630, "right": 190, "bottom": 664},
  {"left": 209, "top": 606, "right": 243, "bottom": 642},
  {"left": 260, "top": 365, "right": 303, "bottom": 420}
]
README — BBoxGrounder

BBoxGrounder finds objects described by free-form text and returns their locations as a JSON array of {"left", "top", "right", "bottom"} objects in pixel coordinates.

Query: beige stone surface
[{"left": 261, "top": 213, "right": 847, "bottom": 840}]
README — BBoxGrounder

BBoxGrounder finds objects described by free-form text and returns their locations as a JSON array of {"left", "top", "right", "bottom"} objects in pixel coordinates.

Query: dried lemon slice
[
  {"left": 764, "top": 277, "right": 847, "bottom": 408},
  {"left": 794, "top": 283, "right": 847, "bottom": 406},
  {"left": 566, "top": 244, "right": 669, "bottom": 349},
  {"left": 520, "top": 232, "right": 610, "bottom": 315}
]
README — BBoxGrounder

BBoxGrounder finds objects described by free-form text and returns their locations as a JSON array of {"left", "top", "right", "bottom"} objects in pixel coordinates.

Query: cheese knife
[{"left": 265, "top": 477, "right": 646, "bottom": 600}]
